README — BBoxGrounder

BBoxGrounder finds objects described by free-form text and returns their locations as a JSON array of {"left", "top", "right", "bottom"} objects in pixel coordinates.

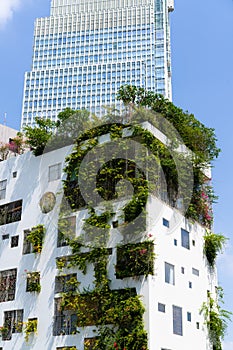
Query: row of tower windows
[
  {"left": 34, "top": 28, "right": 152, "bottom": 47},
  {"left": 26, "top": 60, "right": 148, "bottom": 78},
  {"left": 34, "top": 41, "right": 153, "bottom": 58},
  {"left": 25, "top": 69, "right": 145, "bottom": 89},
  {"left": 32, "top": 51, "right": 155, "bottom": 69}
]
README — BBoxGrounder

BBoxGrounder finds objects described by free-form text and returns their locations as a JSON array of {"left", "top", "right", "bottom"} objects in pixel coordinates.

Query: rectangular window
[
  {"left": 192, "top": 268, "right": 199, "bottom": 276},
  {"left": 11, "top": 235, "right": 19, "bottom": 247},
  {"left": 48, "top": 163, "right": 61, "bottom": 182},
  {"left": 2, "top": 309, "right": 23, "bottom": 340},
  {"left": 84, "top": 338, "right": 99, "bottom": 349},
  {"left": 187, "top": 312, "right": 191, "bottom": 322},
  {"left": 57, "top": 216, "right": 76, "bottom": 247},
  {"left": 181, "top": 228, "right": 190, "bottom": 249},
  {"left": 53, "top": 298, "right": 78, "bottom": 336},
  {"left": 23, "top": 230, "right": 33, "bottom": 254},
  {"left": 0, "top": 180, "right": 7, "bottom": 200},
  {"left": 162, "top": 218, "right": 169, "bottom": 227},
  {"left": 22, "top": 230, "right": 33, "bottom": 254},
  {"left": 22, "top": 225, "right": 45, "bottom": 254},
  {"left": 26, "top": 272, "right": 41, "bottom": 293},
  {"left": 55, "top": 274, "right": 77, "bottom": 293},
  {"left": 0, "top": 200, "right": 23, "bottom": 226},
  {"left": 165, "top": 262, "right": 175, "bottom": 285},
  {"left": 158, "top": 303, "right": 166, "bottom": 313},
  {"left": 173, "top": 305, "right": 183, "bottom": 336},
  {"left": 0, "top": 268, "right": 17, "bottom": 302},
  {"left": 57, "top": 348, "right": 77, "bottom": 350}
]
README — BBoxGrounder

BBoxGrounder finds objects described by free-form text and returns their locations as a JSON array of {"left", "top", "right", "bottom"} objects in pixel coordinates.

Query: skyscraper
[{"left": 21, "top": 0, "right": 174, "bottom": 127}]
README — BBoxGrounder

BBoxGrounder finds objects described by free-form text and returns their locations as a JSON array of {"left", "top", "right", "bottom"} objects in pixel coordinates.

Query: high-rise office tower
[{"left": 21, "top": 0, "right": 174, "bottom": 127}]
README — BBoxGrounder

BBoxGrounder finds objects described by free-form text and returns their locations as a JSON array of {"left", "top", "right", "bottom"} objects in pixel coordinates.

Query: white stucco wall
[{"left": 0, "top": 138, "right": 216, "bottom": 349}]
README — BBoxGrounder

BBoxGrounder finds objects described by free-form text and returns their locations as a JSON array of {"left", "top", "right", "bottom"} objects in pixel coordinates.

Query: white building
[
  {"left": 0, "top": 118, "right": 217, "bottom": 350},
  {"left": 21, "top": 0, "right": 174, "bottom": 127}
]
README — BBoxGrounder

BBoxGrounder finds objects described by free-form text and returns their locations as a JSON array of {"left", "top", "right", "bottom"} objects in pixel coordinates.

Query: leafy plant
[
  {"left": 24, "top": 318, "right": 38, "bottom": 342},
  {"left": 116, "top": 241, "right": 155, "bottom": 279},
  {"left": 204, "top": 231, "right": 227, "bottom": 267},
  {"left": 0, "top": 325, "right": 9, "bottom": 339},
  {"left": 23, "top": 117, "right": 58, "bottom": 156},
  {"left": 26, "top": 272, "right": 41, "bottom": 293},
  {"left": 117, "top": 85, "right": 220, "bottom": 164},
  {"left": 201, "top": 288, "right": 232, "bottom": 350},
  {"left": 27, "top": 224, "right": 45, "bottom": 253}
]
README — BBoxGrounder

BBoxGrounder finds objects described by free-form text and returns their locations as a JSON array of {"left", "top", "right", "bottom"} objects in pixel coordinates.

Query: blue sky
[{"left": 0, "top": 0, "right": 233, "bottom": 347}]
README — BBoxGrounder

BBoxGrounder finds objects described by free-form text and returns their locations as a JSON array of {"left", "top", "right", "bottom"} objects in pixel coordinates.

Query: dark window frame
[
  {"left": 181, "top": 228, "right": 190, "bottom": 250},
  {"left": 0, "top": 200, "right": 22, "bottom": 226},
  {"left": 2, "top": 309, "right": 23, "bottom": 341},
  {"left": 0, "top": 268, "right": 17, "bottom": 302},
  {"left": 173, "top": 305, "right": 183, "bottom": 336}
]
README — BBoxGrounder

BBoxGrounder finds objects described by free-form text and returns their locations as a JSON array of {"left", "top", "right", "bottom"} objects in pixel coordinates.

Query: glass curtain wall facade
[{"left": 21, "top": 0, "right": 174, "bottom": 127}]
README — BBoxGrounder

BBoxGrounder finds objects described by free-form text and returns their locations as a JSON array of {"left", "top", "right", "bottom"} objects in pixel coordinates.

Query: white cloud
[{"left": 0, "top": 0, "right": 21, "bottom": 28}]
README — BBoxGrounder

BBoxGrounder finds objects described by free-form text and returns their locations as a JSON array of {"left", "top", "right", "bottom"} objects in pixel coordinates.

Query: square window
[
  {"left": 181, "top": 229, "right": 190, "bottom": 249},
  {"left": 158, "top": 303, "right": 166, "bottom": 313},
  {"left": 187, "top": 312, "right": 191, "bottom": 322},
  {"left": 55, "top": 274, "right": 78, "bottom": 293},
  {"left": 173, "top": 305, "right": 183, "bottom": 336},
  {"left": 192, "top": 268, "right": 199, "bottom": 276},
  {"left": 11, "top": 235, "right": 19, "bottom": 247},
  {"left": 0, "top": 180, "right": 7, "bottom": 200},
  {"left": 165, "top": 262, "right": 175, "bottom": 285},
  {"left": 48, "top": 163, "right": 61, "bottom": 182},
  {"left": 116, "top": 242, "right": 154, "bottom": 279},
  {"left": 163, "top": 218, "right": 169, "bottom": 227}
]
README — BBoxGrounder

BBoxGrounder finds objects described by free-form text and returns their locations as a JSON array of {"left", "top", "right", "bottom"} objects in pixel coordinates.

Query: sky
[{"left": 0, "top": 0, "right": 233, "bottom": 348}]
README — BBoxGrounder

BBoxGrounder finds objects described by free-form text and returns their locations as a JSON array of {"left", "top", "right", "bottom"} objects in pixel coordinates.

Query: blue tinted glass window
[
  {"left": 173, "top": 306, "right": 183, "bottom": 336},
  {"left": 163, "top": 218, "right": 169, "bottom": 227},
  {"left": 158, "top": 303, "right": 165, "bottom": 313},
  {"left": 181, "top": 229, "right": 190, "bottom": 249}
]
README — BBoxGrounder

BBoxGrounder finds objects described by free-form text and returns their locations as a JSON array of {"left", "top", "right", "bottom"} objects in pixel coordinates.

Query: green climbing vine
[
  {"left": 55, "top": 233, "right": 154, "bottom": 349},
  {"left": 116, "top": 241, "right": 155, "bottom": 279},
  {"left": 201, "top": 288, "right": 232, "bottom": 350}
]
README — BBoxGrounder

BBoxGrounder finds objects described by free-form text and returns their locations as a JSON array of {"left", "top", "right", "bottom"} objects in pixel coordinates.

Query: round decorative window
[{"left": 39, "top": 192, "right": 56, "bottom": 214}]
